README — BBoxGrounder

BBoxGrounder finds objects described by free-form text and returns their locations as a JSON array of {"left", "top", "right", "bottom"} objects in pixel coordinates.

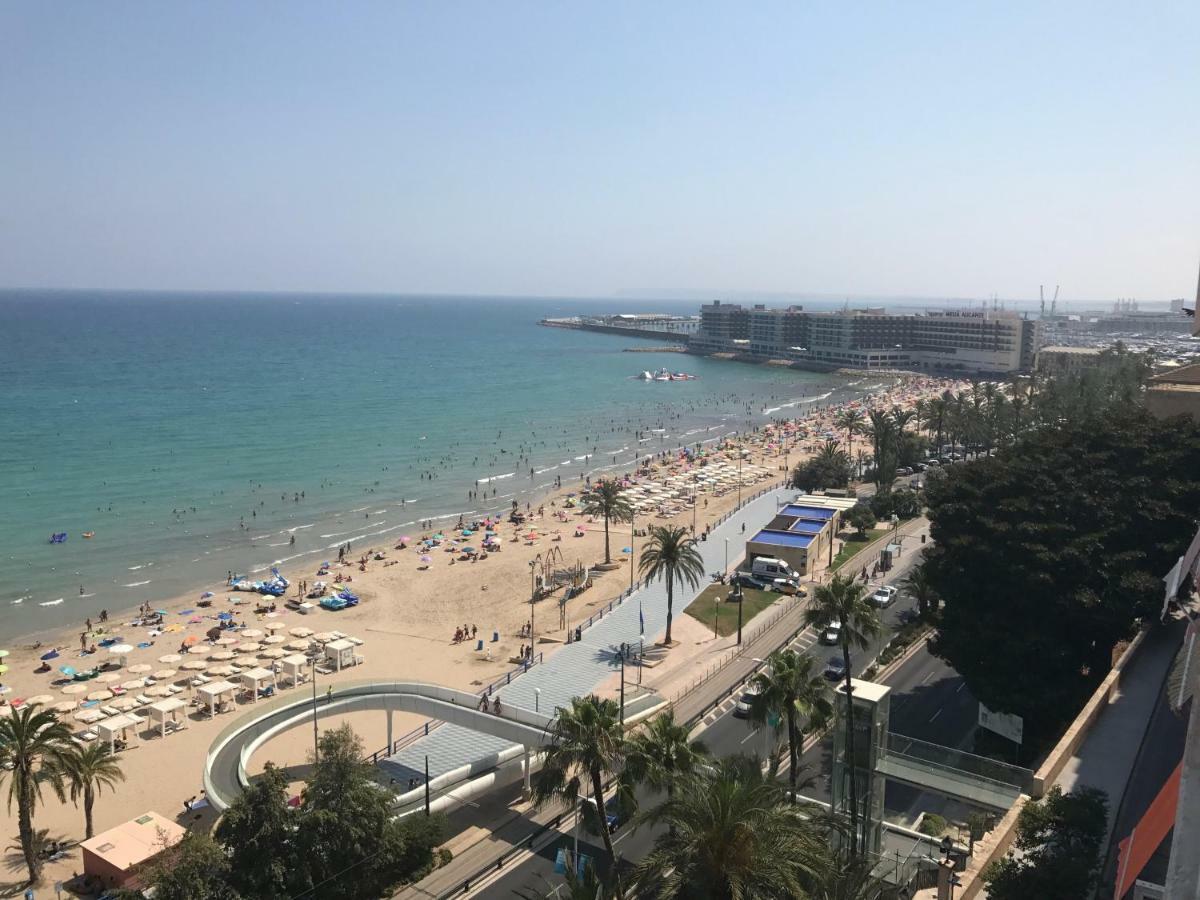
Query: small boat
[
  {"left": 82, "top": 531, "right": 95, "bottom": 539},
  {"left": 49, "top": 532, "right": 67, "bottom": 544}
]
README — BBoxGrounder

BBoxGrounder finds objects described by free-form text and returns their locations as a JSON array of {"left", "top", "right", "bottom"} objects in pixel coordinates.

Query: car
[
  {"left": 770, "top": 578, "right": 805, "bottom": 596},
  {"left": 584, "top": 795, "right": 627, "bottom": 833},
  {"left": 819, "top": 620, "right": 842, "bottom": 645},
  {"left": 924, "top": 458, "right": 940, "bottom": 467},
  {"left": 897, "top": 608, "right": 920, "bottom": 626},
  {"left": 915, "top": 462, "right": 929, "bottom": 472},
  {"left": 871, "top": 585, "right": 899, "bottom": 607},
  {"left": 823, "top": 655, "right": 848, "bottom": 681},
  {"left": 733, "top": 686, "right": 761, "bottom": 719},
  {"left": 734, "top": 572, "right": 767, "bottom": 590}
]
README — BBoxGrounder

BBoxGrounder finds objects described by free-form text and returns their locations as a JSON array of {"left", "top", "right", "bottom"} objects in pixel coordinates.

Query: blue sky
[{"left": 2, "top": 2, "right": 1197, "bottom": 301}]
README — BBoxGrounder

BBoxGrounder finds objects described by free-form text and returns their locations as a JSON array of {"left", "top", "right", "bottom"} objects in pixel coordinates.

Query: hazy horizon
[{"left": 3, "top": 2, "right": 1197, "bottom": 302}]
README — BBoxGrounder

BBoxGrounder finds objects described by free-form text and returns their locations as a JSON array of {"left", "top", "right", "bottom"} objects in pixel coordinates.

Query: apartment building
[{"left": 694, "top": 302, "right": 1042, "bottom": 374}]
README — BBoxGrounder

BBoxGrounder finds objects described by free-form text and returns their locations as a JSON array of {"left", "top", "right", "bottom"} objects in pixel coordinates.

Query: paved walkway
[{"left": 382, "top": 485, "right": 792, "bottom": 784}]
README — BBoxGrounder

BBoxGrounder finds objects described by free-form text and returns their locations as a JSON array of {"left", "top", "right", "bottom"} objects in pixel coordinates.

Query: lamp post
[
  {"left": 724, "top": 538, "right": 729, "bottom": 577},
  {"left": 733, "top": 580, "right": 745, "bottom": 646},
  {"left": 534, "top": 687, "right": 540, "bottom": 713},
  {"left": 619, "top": 651, "right": 626, "bottom": 723},
  {"left": 528, "top": 556, "right": 539, "bottom": 642}
]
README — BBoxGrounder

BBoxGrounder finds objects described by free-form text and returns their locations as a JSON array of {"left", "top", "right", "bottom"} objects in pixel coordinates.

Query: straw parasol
[
  {"left": 145, "top": 685, "right": 173, "bottom": 698},
  {"left": 112, "top": 698, "right": 139, "bottom": 712},
  {"left": 285, "top": 640, "right": 310, "bottom": 651},
  {"left": 234, "top": 655, "right": 259, "bottom": 667},
  {"left": 121, "top": 679, "right": 147, "bottom": 691},
  {"left": 182, "top": 659, "right": 208, "bottom": 671},
  {"left": 153, "top": 669, "right": 177, "bottom": 681},
  {"left": 157, "top": 653, "right": 182, "bottom": 664},
  {"left": 188, "top": 645, "right": 211, "bottom": 656},
  {"left": 263, "top": 634, "right": 286, "bottom": 645},
  {"left": 313, "top": 632, "right": 337, "bottom": 643},
  {"left": 86, "top": 689, "right": 114, "bottom": 702},
  {"left": 94, "top": 673, "right": 121, "bottom": 684},
  {"left": 26, "top": 694, "right": 54, "bottom": 706},
  {"left": 53, "top": 700, "right": 79, "bottom": 714},
  {"left": 290, "top": 627, "right": 314, "bottom": 638},
  {"left": 61, "top": 683, "right": 87, "bottom": 695},
  {"left": 235, "top": 642, "right": 262, "bottom": 653},
  {"left": 216, "top": 636, "right": 238, "bottom": 647},
  {"left": 264, "top": 621, "right": 287, "bottom": 631},
  {"left": 240, "top": 628, "right": 263, "bottom": 639},
  {"left": 128, "top": 664, "right": 152, "bottom": 674},
  {"left": 207, "top": 664, "right": 237, "bottom": 677},
  {"left": 210, "top": 650, "right": 235, "bottom": 662},
  {"left": 260, "top": 648, "right": 286, "bottom": 660}
]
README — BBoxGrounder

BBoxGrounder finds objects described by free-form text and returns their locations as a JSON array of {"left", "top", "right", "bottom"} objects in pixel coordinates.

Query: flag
[{"left": 639, "top": 600, "right": 645, "bottom": 636}]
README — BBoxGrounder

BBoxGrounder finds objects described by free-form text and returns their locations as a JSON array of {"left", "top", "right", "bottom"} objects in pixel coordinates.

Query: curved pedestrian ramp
[{"left": 878, "top": 732, "right": 1034, "bottom": 811}]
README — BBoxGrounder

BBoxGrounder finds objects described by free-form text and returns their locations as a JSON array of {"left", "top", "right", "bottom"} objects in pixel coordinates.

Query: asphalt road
[{"left": 474, "top": 529, "right": 979, "bottom": 897}]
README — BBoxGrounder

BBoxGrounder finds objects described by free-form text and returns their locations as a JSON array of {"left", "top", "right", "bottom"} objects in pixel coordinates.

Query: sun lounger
[
  {"left": 347, "top": 636, "right": 364, "bottom": 646},
  {"left": 100, "top": 706, "right": 120, "bottom": 717},
  {"left": 77, "top": 731, "right": 98, "bottom": 742},
  {"left": 167, "top": 684, "right": 184, "bottom": 694},
  {"left": 134, "top": 694, "right": 152, "bottom": 706}
]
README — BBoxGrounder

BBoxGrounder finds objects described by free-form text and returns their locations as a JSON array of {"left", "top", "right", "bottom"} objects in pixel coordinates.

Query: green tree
[
  {"left": 844, "top": 502, "right": 876, "bottom": 538},
  {"left": 533, "top": 695, "right": 628, "bottom": 896},
  {"left": 294, "top": 725, "right": 445, "bottom": 899},
  {"left": 900, "top": 561, "right": 939, "bottom": 622},
  {"left": 835, "top": 409, "right": 865, "bottom": 463},
  {"left": 622, "top": 711, "right": 707, "bottom": 809},
  {"left": 804, "top": 574, "right": 880, "bottom": 858},
  {"left": 983, "top": 786, "right": 1108, "bottom": 900},
  {"left": 639, "top": 525, "right": 705, "bottom": 647},
  {"left": 813, "top": 852, "right": 885, "bottom": 900},
  {"left": 631, "top": 756, "right": 829, "bottom": 899},
  {"left": 584, "top": 479, "right": 634, "bottom": 565},
  {"left": 924, "top": 408, "right": 1200, "bottom": 741},
  {"left": 0, "top": 705, "right": 74, "bottom": 882},
  {"left": 141, "top": 831, "right": 242, "bottom": 900},
  {"left": 886, "top": 487, "right": 922, "bottom": 520},
  {"left": 749, "top": 649, "right": 832, "bottom": 802},
  {"left": 793, "top": 440, "right": 852, "bottom": 492},
  {"left": 63, "top": 741, "right": 125, "bottom": 839},
  {"left": 214, "top": 763, "right": 296, "bottom": 899}
]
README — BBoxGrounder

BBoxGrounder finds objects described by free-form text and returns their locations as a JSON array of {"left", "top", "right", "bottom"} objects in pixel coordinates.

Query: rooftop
[
  {"left": 748, "top": 529, "right": 815, "bottom": 549},
  {"left": 81, "top": 811, "right": 184, "bottom": 873}
]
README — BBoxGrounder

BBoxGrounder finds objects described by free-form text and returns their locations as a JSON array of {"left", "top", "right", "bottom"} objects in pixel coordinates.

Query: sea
[{"left": 0, "top": 290, "right": 891, "bottom": 639}]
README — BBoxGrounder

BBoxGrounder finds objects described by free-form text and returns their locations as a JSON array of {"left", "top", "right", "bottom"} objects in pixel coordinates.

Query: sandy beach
[{"left": 0, "top": 374, "right": 967, "bottom": 891}]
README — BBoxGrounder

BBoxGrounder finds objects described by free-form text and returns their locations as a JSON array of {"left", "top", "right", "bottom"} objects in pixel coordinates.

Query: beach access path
[{"left": 379, "top": 485, "right": 792, "bottom": 787}]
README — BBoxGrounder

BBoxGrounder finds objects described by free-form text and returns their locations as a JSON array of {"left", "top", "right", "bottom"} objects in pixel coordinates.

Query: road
[{"left": 474, "top": 526, "right": 981, "bottom": 897}]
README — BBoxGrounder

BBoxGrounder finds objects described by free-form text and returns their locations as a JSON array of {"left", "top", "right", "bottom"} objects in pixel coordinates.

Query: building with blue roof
[{"left": 744, "top": 494, "right": 854, "bottom": 576}]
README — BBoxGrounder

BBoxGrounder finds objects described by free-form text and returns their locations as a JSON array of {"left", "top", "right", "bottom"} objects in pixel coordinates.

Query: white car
[
  {"left": 871, "top": 585, "right": 899, "bottom": 608},
  {"left": 819, "top": 620, "right": 842, "bottom": 645},
  {"left": 733, "top": 686, "right": 761, "bottom": 718}
]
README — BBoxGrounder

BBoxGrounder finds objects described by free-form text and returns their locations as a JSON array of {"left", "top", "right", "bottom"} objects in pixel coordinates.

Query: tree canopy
[{"left": 924, "top": 407, "right": 1200, "bottom": 741}]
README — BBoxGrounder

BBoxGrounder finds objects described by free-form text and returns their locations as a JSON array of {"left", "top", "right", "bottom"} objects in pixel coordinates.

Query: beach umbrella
[
  {"left": 86, "top": 690, "right": 113, "bottom": 702},
  {"left": 26, "top": 694, "right": 53, "bottom": 706},
  {"left": 419, "top": 554, "right": 432, "bottom": 564},
  {"left": 60, "top": 684, "right": 87, "bottom": 695},
  {"left": 182, "top": 634, "right": 200, "bottom": 646},
  {"left": 108, "top": 644, "right": 134, "bottom": 657},
  {"left": 207, "top": 664, "right": 237, "bottom": 677},
  {"left": 216, "top": 636, "right": 238, "bottom": 647},
  {"left": 94, "top": 673, "right": 121, "bottom": 684},
  {"left": 153, "top": 669, "right": 177, "bottom": 680},
  {"left": 182, "top": 659, "right": 208, "bottom": 671},
  {"left": 112, "top": 698, "right": 139, "bottom": 712},
  {"left": 240, "top": 628, "right": 263, "bottom": 638},
  {"left": 285, "top": 640, "right": 310, "bottom": 651},
  {"left": 235, "top": 655, "right": 258, "bottom": 667},
  {"left": 188, "top": 645, "right": 211, "bottom": 656},
  {"left": 218, "top": 612, "right": 234, "bottom": 621},
  {"left": 145, "top": 685, "right": 172, "bottom": 698},
  {"left": 75, "top": 709, "right": 105, "bottom": 724},
  {"left": 121, "top": 679, "right": 146, "bottom": 691},
  {"left": 158, "top": 653, "right": 182, "bottom": 664},
  {"left": 53, "top": 700, "right": 78, "bottom": 714},
  {"left": 235, "top": 642, "right": 262, "bottom": 653},
  {"left": 40, "top": 649, "right": 60, "bottom": 661},
  {"left": 313, "top": 632, "right": 337, "bottom": 643},
  {"left": 261, "top": 648, "right": 286, "bottom": 659},
  {"left": 59, "top": 666, "right": 77, "bottom": 677},
  {"left": 163, "top": 623, "right": 184, "bottom": 633},
  {"left": 263, "top": 634, "right": 285, "bottom": 645},
  {"left": 210, "top": 650, "right": 235, "bottom": 661},
  {"left": 621, "top": 547, "right": 633, "bottom": 554},
  {"left": 264, "top": 621, "right": 286, "bottom": 631},
  {"left": 127, "top": 663, "right": 152, "bottom": 674},
  {"left": 290, "top": 627, "right": 314, "bottom": 638},
  {"left": 0, "top": 650, "right": 7, "bottom": 659}
]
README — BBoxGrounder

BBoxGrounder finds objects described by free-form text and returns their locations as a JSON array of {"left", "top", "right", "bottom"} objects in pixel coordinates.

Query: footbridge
[
  {"left": 202, "top": 679, "right": 553, "bottom": 812},
  {"left": 878, "top": 732, "right": 1034, "bottom": 811}
]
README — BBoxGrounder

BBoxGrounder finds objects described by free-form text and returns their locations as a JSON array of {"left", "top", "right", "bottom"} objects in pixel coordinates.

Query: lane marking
[
  {"left": 740, "top": 727, "right": 761, "bottom": 745},
  {"left": 920, "top": 671, "right": 935, "bottom": 685},
  {"left": 929, "top": 709, "right": 942, "bottom": 723},
  {"left": 956, "top": 682, "right": 966, "bottom": 694}
]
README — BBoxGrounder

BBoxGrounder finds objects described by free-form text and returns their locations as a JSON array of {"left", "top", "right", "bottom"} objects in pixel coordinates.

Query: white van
[{"left": 751, "top": 556, "right": 798, "bottom": 582}]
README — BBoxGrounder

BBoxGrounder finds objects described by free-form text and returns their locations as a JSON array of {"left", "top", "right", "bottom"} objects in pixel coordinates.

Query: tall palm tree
[
  {"left": 0, "top": 705, "right": 74, "bottom": 882},
  {"left": 804, "top": 574, "right": 880, "bottom": 858},
  {"left": 639, "top": 526, "right": 705, "bottom": 646},
  {"left": 865, "top": 409, "right": 895, "bottom": 490},
  {"left": 583, "top": 479, "right": 634, "bottom": 565},
  {"left": 63, "top": 742, "right": 126, "bottom": 838},
  {"left": 813, "top": 853, "right": 885, "bottom": 900},
  {"left": 927, "top": 397, "right": 948, "bottom": 453},
  {"left": 533, "top": 695, "right": 628, "bottom": 897},
  {"left": 834, "top": 409, "right": 865, "bottom": 462},
  {"left": 900, "top": 562, "right": 940, "bottom": 622},
  {"left": 631, "top": 756, "right": 830, "bottom": 899},
  {"left": 622, "top": 711, "right": 708, "bottom": 805},
  {"left": 913, "top": 398, "right": 927, "bottom": 437},
  {"left": 749, "top": 649, "right": 832, "bottom": 802}
]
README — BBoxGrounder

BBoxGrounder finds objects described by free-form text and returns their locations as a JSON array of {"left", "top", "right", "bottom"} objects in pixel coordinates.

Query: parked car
[
  {"left": 898, "top": 608, "right": 920, "bottom": 626},
  {"left": 734, "top": 572, "right": 768, "bottom": 590},
  {"left": 583, "top": 795, "right": 627, "bottom": 833},
  {"left": 733, "top": 686, "right": 761, "bottom": 719},
  {"left": 871, "top": 585, "right": 899, "bottom": 608},
  {"left": 770, "top": 578, "right": 805, "bottom": 596},
  {"left": 819, "top": 620, "right": 842, "bottom": 645},
  {"left": 823, "top": 655, "right": 848, "bottom": 682}
]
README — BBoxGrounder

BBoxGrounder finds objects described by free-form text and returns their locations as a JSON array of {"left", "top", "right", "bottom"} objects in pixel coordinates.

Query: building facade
[{"left": 694, "top": 302, "right": 1042, "bottom": 374}]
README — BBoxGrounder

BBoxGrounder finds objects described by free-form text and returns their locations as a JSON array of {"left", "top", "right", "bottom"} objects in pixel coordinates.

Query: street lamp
[
  {"left": 534, "top": 687, "right": 540, "bottom": 713},
  {"left": 528, "top": 556, "right": 540, "bottom": 643},
  {"left": 732, "top": 580, "right": 745, "bottom": 646}
]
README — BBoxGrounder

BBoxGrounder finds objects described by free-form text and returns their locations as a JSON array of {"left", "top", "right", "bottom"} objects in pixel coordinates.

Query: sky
[{"left": 2, "top": 2, "right": 1198, "bottom": 302}]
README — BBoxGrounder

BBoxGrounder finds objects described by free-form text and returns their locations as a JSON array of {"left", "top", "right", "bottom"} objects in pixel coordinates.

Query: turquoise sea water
[{"left": 0, "top": 291, "right": 879, "bottom": 638}]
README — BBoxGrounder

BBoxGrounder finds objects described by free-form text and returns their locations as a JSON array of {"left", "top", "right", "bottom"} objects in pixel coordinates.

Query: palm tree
[
  {"left": 631, "top": 756, "right": 829, "bottom": 899},
  {"left": 804, "top": 574, "right": 880, "bottom": 858},
  {"left": 900, "top": 562, "right": 940, "bottom": 622},
  {"left": 913, "top": 398, "right": 927, "bottom": 437},
  {"left": 813, "top": 853, "right": 885, "bottom": 900},
  {"left": 64, "top": 742, "right": 126, "bottom": 839},
  {"left": 927, "top": 397, "right": 948, "bottom": 453},
  {"left": 0, "top": 705, "right": 75, "bottom": 882},
  {"left": 533, "top": 695, "right": 628, "bottom": 896},
  {"left": 835, "top": 409, "right": 865, "bottom": 462},
  {"left": 865, "top": 409, "right": 895, "bottom": 490},
  {"left": 639, "top": 526, "right": 705, "bottom": 647},
  {"left": 749, "top": 649, "right": 832, "bottom": 802},
  {"left": 583, "top": 479, "right": 634, "bottom": 565},
  {"left": 622, "top": 711, "right": 707, "bottom": 809}
]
